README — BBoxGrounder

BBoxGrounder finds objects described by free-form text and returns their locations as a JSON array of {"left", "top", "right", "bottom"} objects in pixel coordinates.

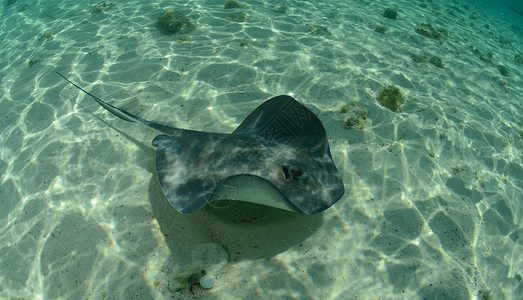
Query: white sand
[{"left": 0, "top": 0, "right": 522, "bottom": 299}]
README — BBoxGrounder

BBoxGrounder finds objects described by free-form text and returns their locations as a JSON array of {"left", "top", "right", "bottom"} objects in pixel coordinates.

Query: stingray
[{"left": 57, "top": 72, "right": 345, "bottom": 214}]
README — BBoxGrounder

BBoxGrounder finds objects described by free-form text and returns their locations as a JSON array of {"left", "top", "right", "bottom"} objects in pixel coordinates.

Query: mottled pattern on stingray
[{"left": 152, "top": 128, "right": 344, "bottom": 214}]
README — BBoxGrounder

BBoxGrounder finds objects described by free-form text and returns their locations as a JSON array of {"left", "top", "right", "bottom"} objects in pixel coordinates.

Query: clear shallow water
[{"left": 0, "top": 0, "right": 521, "bottom": 299}]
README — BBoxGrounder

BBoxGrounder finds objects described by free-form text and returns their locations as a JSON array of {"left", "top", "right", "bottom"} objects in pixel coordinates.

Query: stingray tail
[{"left": 57, "top": 72, "right": 179, "bottom": 135}]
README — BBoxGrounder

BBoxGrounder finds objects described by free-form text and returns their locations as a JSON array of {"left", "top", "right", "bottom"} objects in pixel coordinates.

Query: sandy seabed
[{"left": 0, "top": 0, "right": 521, "bottom": 299}]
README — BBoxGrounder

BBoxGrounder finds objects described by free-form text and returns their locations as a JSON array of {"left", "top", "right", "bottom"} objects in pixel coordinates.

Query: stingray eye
[
  {"left": 282, "top": 165, "right": 304, "bottom": 180},
  {"left": 291, "top": 168, "right": 303, "bottom": 177},
  {"left": 282, "top": 165, "right": 291, "bottom": 180}
]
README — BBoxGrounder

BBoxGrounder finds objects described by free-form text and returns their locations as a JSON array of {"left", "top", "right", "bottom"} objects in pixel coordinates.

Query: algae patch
[
  {"left": 377, "top": 86, "right": 404, "bottom": 112},
  {"left": 157, "top": 10, "right": 196, "bottom": 35},
  {"left": 339, "top": 102, "right": 368, "bottom": 130}
]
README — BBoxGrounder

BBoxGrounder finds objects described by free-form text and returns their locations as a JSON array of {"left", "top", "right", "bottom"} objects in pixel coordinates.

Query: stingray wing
[{"left": 233, "top": 95, "right": 330, "bottom": 157}]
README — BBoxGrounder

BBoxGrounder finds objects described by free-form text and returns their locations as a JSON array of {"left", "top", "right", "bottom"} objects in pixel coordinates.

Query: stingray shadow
[{"left": 147, "top": 174, "right": 324, "bottom": 262}]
